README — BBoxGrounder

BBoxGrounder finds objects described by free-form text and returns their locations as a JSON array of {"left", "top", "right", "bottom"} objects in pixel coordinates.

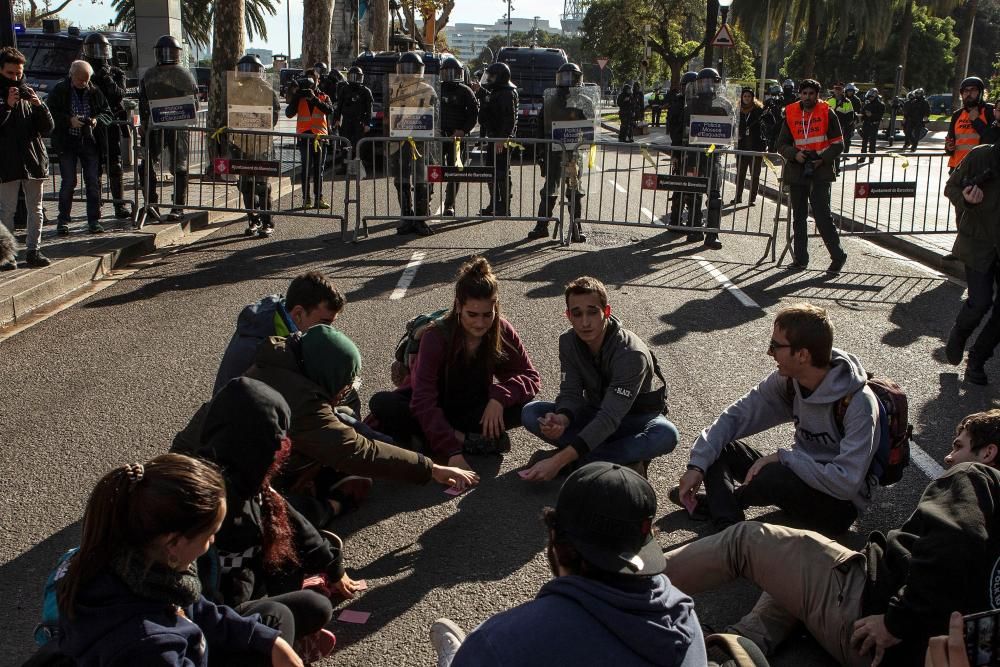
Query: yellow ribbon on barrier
[
  {"left": 588, "top": 144, "right": 597, "bottom": 170},
  {"left": 640, "top": 145, "right": 657, "bottom": 168},
  {"left": 762, "top": 155, "right": 780, "bottom": 177},
  {"left": 407, "top": 137, "right": 422, "bottom": 159},
  {"left": 506, "top": 140, "right": 525, "bottom": 151},
  {"left": 705, "top": 144, "right": 716, "bottom": 155},
  {"left": 210, "top": 126, "right": 228, "bottom": 142},
  {"left": 313, "top": 135, "right": 323, "bottom": 152},
  {"left": 454, "top": 138, "right": 464, "bottom": 170}
]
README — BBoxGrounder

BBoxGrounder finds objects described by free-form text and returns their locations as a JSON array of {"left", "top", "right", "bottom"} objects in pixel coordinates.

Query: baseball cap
[{"left": 555, "top": 462, "right": 665, "bottom": 576}]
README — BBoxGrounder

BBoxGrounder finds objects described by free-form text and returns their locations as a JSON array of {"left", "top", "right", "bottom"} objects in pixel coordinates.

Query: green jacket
[
  {"left": 944, "top": 143, "right": 1000, "bottom": 273},
  {"left": 775, "top": 104, "right": 844, "bottom": 184}
]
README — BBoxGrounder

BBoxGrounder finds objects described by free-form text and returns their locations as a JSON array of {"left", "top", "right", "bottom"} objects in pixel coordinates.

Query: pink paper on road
[
  {"left": 354, "top": 579, "right": 368, "bottom": 591},
  {"left": 338, "top": 609, "right": 371, "bottom": 624},
  {"left": 517, "top": 470, "right": 532, "bottom": 479},
  {"left": 444, "top": 485, "right": 469, "bottom": 496}
]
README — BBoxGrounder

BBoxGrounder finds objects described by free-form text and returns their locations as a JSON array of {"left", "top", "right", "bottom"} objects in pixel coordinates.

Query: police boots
[
  {"left": 569, "top": 193, "right": 586, "bottom": 243},
  {"left": 166, "top": 172, "right": 188, "bottom": 221},
  {"left": 110, "top": 173, "right": 130, "bottom": 219}
]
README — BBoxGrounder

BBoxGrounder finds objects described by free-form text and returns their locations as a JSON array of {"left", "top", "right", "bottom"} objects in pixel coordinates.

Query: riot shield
[
  {"left": 544, "top": 85, "right": 598, "bottom": 152},
  {"left": 145, "top": 64, "right": 199, "bottom": 128},
  {"left": 388, "top": 73, "right": 439, "bottom": 138},
  {"left": 226, "top": 70, "right": 277, "bottom": 159},
  {"left": 685, "top": 82, "right": 740, "bottom": 147}
]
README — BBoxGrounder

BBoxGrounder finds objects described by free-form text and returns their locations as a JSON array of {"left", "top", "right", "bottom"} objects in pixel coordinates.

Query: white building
[
  {"left": 442, "top": 18, "right": 561, "bottom": 61},
  {"left": 247, "top": 48, "right": 273, "bottom": 66}
]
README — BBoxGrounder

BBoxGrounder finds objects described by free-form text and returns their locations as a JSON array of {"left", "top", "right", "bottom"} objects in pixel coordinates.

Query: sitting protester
[
  {"left": 55, "top": 454, "right": 302, "bottom": 666},
  {"left": 430, "top": 461, "right": 707, "bottom": 667},
  {"left": 520, "top": 276, "right": 676, "bottom": 481},
  {"left": 175, "top": 325, "right": 478, "bottom": 527},
  {"left": 369, "top": 256, "right": 541, "bottom": 471},
  {"left": 196, "top": 377, "right": 364, "bottom": 662},
  {"left": 663, "top": 410, "right": 1000, "bottom": 666}
]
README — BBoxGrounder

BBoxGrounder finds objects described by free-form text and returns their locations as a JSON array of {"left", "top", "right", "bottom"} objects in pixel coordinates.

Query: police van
[
  {"left": 495, "top": 46, "right": 568, "bottom": 140},
  {"left": 351, "top": 50, "right": 442, "bottom": 137},
  {"left": 15, "top": 21, "right": 138, "bottom": 101}
]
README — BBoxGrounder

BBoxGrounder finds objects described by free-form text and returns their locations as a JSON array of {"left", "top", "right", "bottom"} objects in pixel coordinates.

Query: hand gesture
[
  {"left": 6, "top": 86, "right": 18, "bottom": 107},
  {"left": 333, "top": 572, "right": 362, "bottom": 598},
  {"left": 851, "top": 614, "right": 901, "bottom": 667},
  {"left": 537, "top": 413, "right": 568, "bottom": 440},
  {"left": 743, "top": 453, "right": 779, "bottom": 485},
  {"left": 677, "top": 468, "right": 704, "bottom": 504},
  {"left": 431, "top": 463, "right": 479, "bottom": 491},
  {"left": 963, "top": 185, "right": 984, "bottom": 204},
  {"left": 480, "top": 398, "right": 505, "bottom": 439},
  {"left": 925, "top": 612, "right": 971, "bottom": 667},
  {"left": 521, "top": 454, "right": 564, "bottom": 482},
  {"left": 70, "top": 116, "right": 84, "bottom": 129}
]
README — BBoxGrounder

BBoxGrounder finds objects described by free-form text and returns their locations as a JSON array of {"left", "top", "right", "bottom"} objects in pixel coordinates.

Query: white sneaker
[{"left": 430, "top": 618, "right": 466, "bottom": 667}]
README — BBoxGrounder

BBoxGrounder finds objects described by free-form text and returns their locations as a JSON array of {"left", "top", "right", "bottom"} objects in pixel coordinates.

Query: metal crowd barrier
[
  {"left": 350, "top": 136, "right": 574, "bottom": 243},
  {"left": 136, "top": 124, "right": 353, "bottom": 239},
  {"left": 575, "top": 142, "right": 785, "bottom": 262},
  {"left": 48, "top": 120, "right": 141, "bottom": 226}
]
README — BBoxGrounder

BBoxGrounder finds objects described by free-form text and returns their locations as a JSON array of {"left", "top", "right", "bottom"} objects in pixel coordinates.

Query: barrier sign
[
  {"left": 688, "top": 114, "right": 735, "bottom": 145},
  {"left": 642, "top": 173, "right": 709, "bottom": 193},
  {"left": 389, "top": 108, "right": 435, "bottom": 137},
  {"left": 214, "top": 158, "right": 280, "bottom": 177},
  {"left": 149, "top": 96, "right": 198, "bottom": 127},
  {"left": 427, "top": 165, "right": 493, "bottom": 183},
  {"left": 551, "top": 120, "right": 596, "bottom": 150},
  {"left": 855, "top": 182, "right": 917, "bottom": 198}
]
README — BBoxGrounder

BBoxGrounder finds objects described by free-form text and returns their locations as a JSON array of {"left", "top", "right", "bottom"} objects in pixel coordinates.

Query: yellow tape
[
  {"left": 314, "top": 135, "right": 322, "bottom": 152},
  {"left": 588, "top": 144, "right": 597, "bottom": 170},
  {"left": 407, "top": 137, "right": 422, "bottom": 159},
  {"left": 454, "top": 138, "right": 464, "bottom": 170},
  {"left": 506, "top": 140, "right": 525, "bottom": 151},
  {"left": 210, "top": 126, "right": 228, "bottom": 142},
  {"left": 640, "top": 145, "right": 656, "bottom": 168},
  {"left": 705, "top": 144, "right": 716, "bottom": 155},
  {"left": 762, "top": 155, "right": 780, "bottom": 177}
]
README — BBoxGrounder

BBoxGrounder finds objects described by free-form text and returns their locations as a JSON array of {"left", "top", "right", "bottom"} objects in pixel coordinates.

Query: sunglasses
[{"left": 768, "top": 340, "right": 792, "bottom": 353}]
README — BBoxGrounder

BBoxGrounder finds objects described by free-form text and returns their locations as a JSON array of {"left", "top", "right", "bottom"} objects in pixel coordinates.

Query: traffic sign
[
  {"left": 711, "top": 24, "right": 735, "bottom": 48},
  {"left": 596, "top": 57, "right": 609, "bottom": 70}
]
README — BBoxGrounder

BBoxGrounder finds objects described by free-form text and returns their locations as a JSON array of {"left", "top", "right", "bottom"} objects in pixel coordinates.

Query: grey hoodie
[{"left": 689, "top": 348, "right": 879, "bottom": 510}]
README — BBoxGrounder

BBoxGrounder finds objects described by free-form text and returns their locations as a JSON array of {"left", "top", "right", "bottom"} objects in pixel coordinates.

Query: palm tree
[
  {"left": 301, "top": 0, "right": 334, "bottom": 71},
  {"left": 109, "top": 0, "right": 275, "bottom": 49},
  {"left": 208, "top": 0, "right": 245, "bottom": 134},
  {"left": 731, "top": 0, "right": 830, "bottom": 77}
]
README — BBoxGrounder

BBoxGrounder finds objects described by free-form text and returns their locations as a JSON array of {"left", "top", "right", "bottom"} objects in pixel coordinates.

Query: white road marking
[
  {"left": 390, "top": 251, "right": 426, "bottom": 300},
  {"left": 692, "top": 256, "right": 760, "bottom": 308},
  {"left": 641, "top": 207, "right": 664, "bottom": 224},
  {"left": 909, "top": 441, "right": 946, "bottom": 479},
  {"left": 861, "top": 241, "right": 949, "bottom": 281},
  {"left": 608, "top": 179, "right": 627, "bottom": 194}
]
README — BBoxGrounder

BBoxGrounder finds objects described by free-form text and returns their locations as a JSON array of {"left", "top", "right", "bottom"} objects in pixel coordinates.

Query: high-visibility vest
[
  {"left": 785, "top": 100, "right": 841, "bottom": 153},
  {"left": 948, "top": 108, "right": 982, "bottom": 169},
  {"left": 296, "top": 97, "right": 329, "bottom": 135}
]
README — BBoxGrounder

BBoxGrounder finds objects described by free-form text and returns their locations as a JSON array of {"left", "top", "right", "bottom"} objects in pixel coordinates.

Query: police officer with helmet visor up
[
  {"left": 333, "top": 66, "right": 373, "bottom": 164},
  {"left": 477, "top": 61, "right": 518, "bottom": 217}
]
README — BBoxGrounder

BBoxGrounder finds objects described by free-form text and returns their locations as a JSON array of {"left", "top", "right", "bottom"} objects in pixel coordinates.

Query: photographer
[
  {"left": 47, "top": 60, "right": 112, "bottom": 235},
  {"left": 775, "top": 78, "right": 847, "bottom": 273},
  {"left": 943, "top": 137, "right": 1000, "bottom": 385},
  {"left": 0, "top": 46, "right": 54, "bottom": 268}
]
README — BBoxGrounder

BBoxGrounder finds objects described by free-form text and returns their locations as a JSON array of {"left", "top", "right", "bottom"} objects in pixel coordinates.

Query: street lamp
[{"left": 716, "top": 0, "right": 733, "bottom": 78}]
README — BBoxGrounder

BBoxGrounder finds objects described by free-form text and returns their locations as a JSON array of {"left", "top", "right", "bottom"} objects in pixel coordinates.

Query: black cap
[{"left": 555, "top": 462, "right": 665, "bottom": 577}]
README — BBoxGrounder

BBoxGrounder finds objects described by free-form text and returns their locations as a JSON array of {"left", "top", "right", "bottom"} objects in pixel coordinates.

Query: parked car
[{"left": 925, "top": 93, "right": 953, "bottom": 116}]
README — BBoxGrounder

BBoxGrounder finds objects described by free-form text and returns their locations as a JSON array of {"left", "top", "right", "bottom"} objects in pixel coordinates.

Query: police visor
[
  {"left": 440, "top": 67, "right": 463, "bottom": 83},
  {"left": 555, "top": 70, "right": 580, "bottom": 87},
  {"left": 84, "top": 42, "right": 111, "bottom": 61},
  {"left": 397, "top": 62, "right": 424, "bottom": 75},
  {"left": 155, "top": 47, "right": 180, "bottom": 65},
  {"left": 348, "top": 70, "right": 364, "bottom": 84}
]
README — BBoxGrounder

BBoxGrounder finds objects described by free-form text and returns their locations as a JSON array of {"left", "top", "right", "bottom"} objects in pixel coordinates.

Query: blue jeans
[
  {"left": 521, "top": 401, "right": 678, "bottom": 465},
  {"left": 58, "top": 141, "right": 102, "bottom": 225}
]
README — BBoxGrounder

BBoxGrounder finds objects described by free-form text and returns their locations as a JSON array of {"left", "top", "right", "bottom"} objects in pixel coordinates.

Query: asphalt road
[{"left": 2, "top": 139, "right": 997, "bottom": 667}]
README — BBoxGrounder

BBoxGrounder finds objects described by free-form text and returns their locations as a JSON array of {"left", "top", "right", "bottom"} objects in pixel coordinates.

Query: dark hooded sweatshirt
[
  {"left": 195, "top": 377, "right": 345, "bottom": 607},
  {"left": 213, "top": 295, "right": 297, "bottom": 396},
  {"left": 451, "top": 574, "right": 706, "bottom": 667}
]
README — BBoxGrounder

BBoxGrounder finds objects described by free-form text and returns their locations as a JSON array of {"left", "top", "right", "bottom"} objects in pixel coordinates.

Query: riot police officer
[
  {"left": 903, "top": 87, "right": 930, "bottom": 151},
  {"left": 478, "top": 61, "right": 518, "bottom": 216},
  {"left": 781, "top": 78, "right": 797, "bottom": 107},
  {"left": 138, "top": 35, "right": 199, "bottom": 222},
  {"left": 333, "top": 66, "right": 373, "bottom": 162},
  {"left": 231, "top": 53, "right": 280, "bottom": 237},
  {"left": 83, "top": 32, "right": 131, "bottom": 219},
  {"left": 438, "top": 56, "right": 479, "bottom": 216},
  {"left": 682, "top": 67, "right": 730, "bottom": 249},
  {"left": 528, "top": 62, "right": 593, "bottom": 242},
  {"left": 631, "top": 81, "right": 645, "bottom": 136},
  {"left": 666, "top": 71, "right": 697, "bottom": 226},
  {"left": 390, "top": 51, "right": 437, "bottom": 235},
  {"left": 859, "top": 88, "right": 884, "bottom": 162},
  {"left": 667, "top": 72, "right": 696, "bottom": 147},
  {"left": 617, "top": 84, "right": 633, "bottom": 142},
  {"left": 761, "top": 84, "right": 785, "bottom": 152},
  {"left": 313, "top": 62, "right": 342, "bottom": 102}
]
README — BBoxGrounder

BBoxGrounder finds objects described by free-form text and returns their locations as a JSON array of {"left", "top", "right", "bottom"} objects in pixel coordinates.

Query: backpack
[
  {"left": 34, "top": 548, "right": 78, "bottom": 647},
  {"left": 785, "top": 373, "right": 912, "bottom": 486},
  {"left": 390, "top": 308, "right": 450, "bottom": 387}
]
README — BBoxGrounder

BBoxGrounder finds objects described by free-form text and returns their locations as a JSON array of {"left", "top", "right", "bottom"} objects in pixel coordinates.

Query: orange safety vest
[
  {"left": 948, "top": 108, "right": 982, "bottom": 169},
  {"left": 296, "top": 96, "right": 329, "bottom": 136},
  {"left": 785, "top": 100, "right": 842, "bottom": 153}
]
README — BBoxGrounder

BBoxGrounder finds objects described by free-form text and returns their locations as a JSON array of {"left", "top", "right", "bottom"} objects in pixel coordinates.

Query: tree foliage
[{"left": 109, "top": 0, "right": 276, "bottom": 49}]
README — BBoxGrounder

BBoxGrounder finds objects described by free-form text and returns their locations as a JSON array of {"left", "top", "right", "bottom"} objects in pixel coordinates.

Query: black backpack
[{"left": 390, "top": 308, "right": 450, "bottom": 386}]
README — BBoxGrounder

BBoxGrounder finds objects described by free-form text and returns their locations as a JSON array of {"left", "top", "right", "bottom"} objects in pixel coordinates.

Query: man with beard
[
  {"left": 946, "top": 77, "right": 994, "bottom": 170},
  {"left": 429, "top": 461, "right": 707, "bottom": 667}
]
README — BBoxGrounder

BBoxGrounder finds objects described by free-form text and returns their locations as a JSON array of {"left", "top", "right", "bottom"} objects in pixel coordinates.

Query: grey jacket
[
  {"left": 555, "top": 316, "right": 667, "bottom": 454},
  {"left": 688, "top": 348, "right": 879, "bottom": 511}
]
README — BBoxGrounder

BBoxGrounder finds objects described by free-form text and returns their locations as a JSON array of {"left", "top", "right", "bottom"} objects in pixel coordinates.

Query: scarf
[{"left": 111, "top": 549, "right": 202, "bottom": 608}]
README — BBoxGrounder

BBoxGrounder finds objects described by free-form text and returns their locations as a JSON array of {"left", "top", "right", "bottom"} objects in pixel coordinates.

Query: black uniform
[
  {"left": 649, "top": 91, "right": 664, "bottom": 126},
  {"left": 761, "top": 97, "right": 784, "bottom": 152},
  {"left": 860, "top": 96, "right": 885, "bottom": 159},
  {"left": 617, "top": 88, "right": 633, "bottom": 142},
  {"left": 684, "top": 91, "right": 729, "bottom": 245},
  {"left": 631, "top": 87, "right": 645, "bottom": 135},
  {"left": 439, "top": 80, "right": 479, "bottom": 212},
  {"left": 902, "top": 96, "right": 930, "bottom": 150},
  {"left": 86, "top": 59, "right": 130, "bottom": 216},
  {"left": 333, "top": 81, "right": 373, "bottom": 155},
  {"left": 667, "top": 90, "right": 686, "bottom": 147},
  {"left": 478, "top": 83, "right": 518, "bottom": 215},
  {"left": 230, "top": 84, "right": 280, "bottom": 231}
]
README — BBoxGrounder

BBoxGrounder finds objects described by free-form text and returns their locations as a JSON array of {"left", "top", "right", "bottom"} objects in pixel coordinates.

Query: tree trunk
[
  {"left": 370, "top": 0, "right": 388, "bottom": 52},
  {"left": 802, "top": 0, "right": 819, "bottom": 77},
  {"left": 950, "top": 0, "right": 978, "bottom": 107},
  {"left": 302, "top": 0, "right": 334, "bottom": 69},
  {"left": 208, "top": 0, "right": 245, "bottom": 134},
  {"left": 896, "top": 0, "right": 913, "bottom": 87},
  {"left": 704, "top": 0, "right": 718, "bottom": 68}
]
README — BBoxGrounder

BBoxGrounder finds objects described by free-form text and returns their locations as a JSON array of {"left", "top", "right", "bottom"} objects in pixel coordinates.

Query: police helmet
[
  {"left": 782, "top": 78, "right": 795, "bottom": 90},
  {"left": 622, "top": 83, "right": 630, "bottom": 93},
  {"left": 914, "top": 88, "right": 925, "bottom": 98},
  {"left": 866, "top": 88, "right": 879, "bottom": 100},
  {"left": 484, "top": 62, "right": 512, "bottom": 88},
  {"left": 960, "top": 76, "right": 984, "bottom": 93},
  {"left": 313, "top": 62, "right": 329, "bottom": 76},
  {"left": 845, "top": 83, "right": 858, "bottom": 93},
  {"left": 440, "top": 56, "right": 464, "bottom": 83},
  {"left": 767, "top": 84, "right": 782, "bottom": 97},
  {"left": 694, "top": 67, "right": 721, "bottom": 96},
  {"left": 83, "top": 33, "right": 111, "bottom": 62},
  {"left": 556, "top": 62, "right": 582, "bottom": 88},
  {"left": 347, "top": 66, "right": 364, "bottom": 84},
  {"left": 154, "top": 35, "right": 182, "bottom": 66},
  {"left": 397, "top": 51, "right": 424, "bottom": 76},
  {"left": 236, "top": 53, "right": 265, "bottom": 79},
  {"left": 680, "top": 71, "right": 698, "bottom": 86}
]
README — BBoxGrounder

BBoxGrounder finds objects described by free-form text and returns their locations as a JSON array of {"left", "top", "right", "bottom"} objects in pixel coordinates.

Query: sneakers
[
  {"left": 56, "top": 220, "right": 70, "bottom": 236},
  {"left": 315, "top": 196, "right": 331, "bottom": 209},
  {"left": 703, "top": 237, "right": 723, "bottom": 250},
  {"left": 325, "top": 474, "right": 373, "bottom": 517},
  {"left": 293, "top": 628, "right": 336, "bottom": 663},
  {"left": 945, "top": 327, "right": 968, "bottom": 366},
  {"left": 258, "top": 224, "right": 274, "bottom": 238},
  {"left": 827, "top": 254, "right": 848, "bottom": 274},
  {"left": 245, "top": 219, "right": 262, "bottom": 236},
  {"left": 165, "top": 208, "right": 184, "bottom": 222},
  {"left": 88, "top": 223, "right": 105, "bottom": 234},
  {"left": 430, "top": 618, "right": 466, "bottom": 667},
  {"left": 0, "top": 257, "right": 16, "bottom": 271},
  {"left": 463, "top": 431, "right": 511, "bottom": 456},
  {"left": 443, "top": 206, "right": 456, "bottom": 216},
  {"left": 686, "top": 232, "right": 704, "bottom": 243},
  {"left": 302, "top": 197, "right": 313, "bottom": 209},
  {"left": 25, "top": 249, "right": 51, "bottom": 268},
  {"left": 668, "top": 485, "right": 712, "bottom": 521}
]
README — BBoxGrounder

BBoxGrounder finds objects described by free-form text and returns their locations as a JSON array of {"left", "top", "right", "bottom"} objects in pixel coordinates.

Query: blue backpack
[{"left": 34, "top": 548, "right": 78, "bottom": 647}]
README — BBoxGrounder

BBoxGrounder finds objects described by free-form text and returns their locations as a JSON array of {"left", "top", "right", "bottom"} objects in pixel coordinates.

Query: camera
[
  {"left": 964, "top": 608, "right": 1000, "bottom": 667},
  {"left": 801, "top": 150, "right": 821, "bottom": 178},
  {"left": 961, "top": 167, "right": 995, "bottom": 189}
]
